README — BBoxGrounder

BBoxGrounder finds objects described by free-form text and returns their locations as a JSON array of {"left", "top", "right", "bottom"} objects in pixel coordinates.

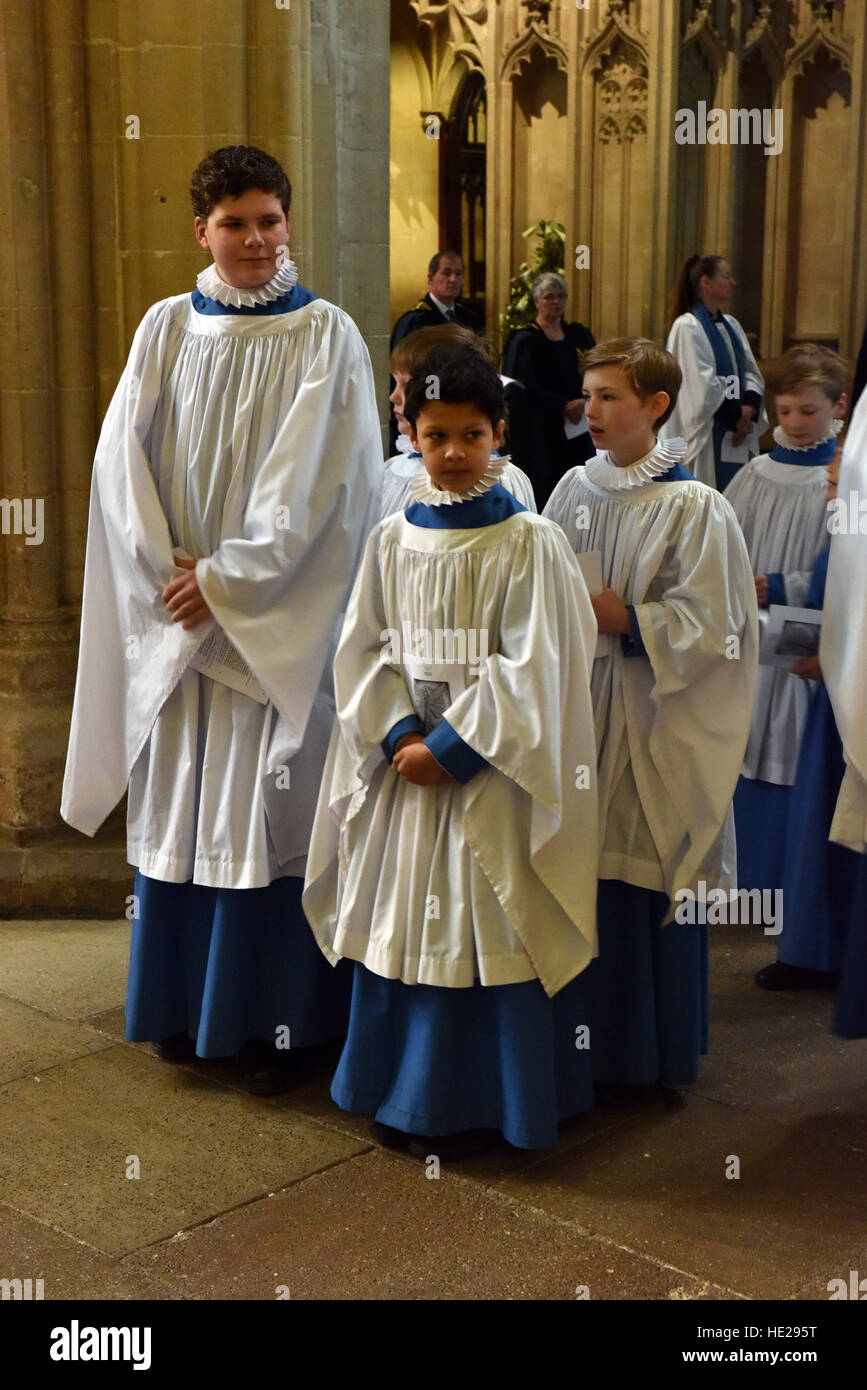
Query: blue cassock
[
  {"left": 125, "top": 281, "right": 354, "bottom": 1058},
  {"left": 775, "top": 547, "right": 867, "bottom": 1036}
]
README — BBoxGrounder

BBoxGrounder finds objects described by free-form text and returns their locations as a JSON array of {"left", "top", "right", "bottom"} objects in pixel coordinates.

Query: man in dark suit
[
  {"left": 390, "top": 251, "right": 483, "bottom": 348},
  {"left": 387, "top": 252, "right": 484, "bottom": 450}
]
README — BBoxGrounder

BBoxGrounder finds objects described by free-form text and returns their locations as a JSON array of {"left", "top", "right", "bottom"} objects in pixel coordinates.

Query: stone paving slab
[
  {"left": 0, "top": 920, "right": 131, "bottom": 1020},
  {"left": 0, "top": 1045, "right": 368, "bottom": 1258},
  {"left": 697, "top": 925, "right": 867, "bottom": 1148},
  {"left": 490, "top": 1094, "right": 867, "bottom": 1301},
  {"left": 0, "top": 995, "right": 113, "bottom": 1086},
  {"left": 0, "top": 1203, "right": 179, "bottom": 1301},
  {"left": 120, "top": 1147, "right": 739, "bottom": 1301}
]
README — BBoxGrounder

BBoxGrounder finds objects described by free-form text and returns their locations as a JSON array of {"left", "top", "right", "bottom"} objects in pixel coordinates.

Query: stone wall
[{"left": 393, "top": 0, "right": 867, "bottom": 355}]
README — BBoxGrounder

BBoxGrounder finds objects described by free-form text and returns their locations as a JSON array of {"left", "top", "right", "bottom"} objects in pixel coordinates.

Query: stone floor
[{"left": 0, "top": 917, "right": 865, "bottom": 1301}]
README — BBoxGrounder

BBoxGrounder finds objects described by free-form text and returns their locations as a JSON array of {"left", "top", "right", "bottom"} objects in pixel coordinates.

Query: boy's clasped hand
[
  {"left": 392, "top": 733, "right": 454, "bottom": 785},
  {"left": 162, "top": 555, "right": 213, "bottom": 630}
]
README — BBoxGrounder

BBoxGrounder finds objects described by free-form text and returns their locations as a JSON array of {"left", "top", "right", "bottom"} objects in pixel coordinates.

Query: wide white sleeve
[
  {"left": 195, "top": 304, "right": 382, "bottom": 753},
  {"left": 726, "top": 316, "right": 769, "bottom": 441},
  {"left": 332, "top": 523, "right": 419, "bottom": 761},
  {"left": 625, "top": 487, "right": 759, "bottom": 899},
  {"left": 822, "top": 387, "right": 867, "bottom": 852},
  {"left": 61, "top": 301, "right": 209, "bottom": 835},
  {"left": 660, "top": 316, "right": 725, "bottom": 456}
]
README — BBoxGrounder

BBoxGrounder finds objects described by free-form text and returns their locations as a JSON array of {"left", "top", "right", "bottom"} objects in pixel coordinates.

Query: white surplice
[
  {"left": 303, "top": 505, "right": 599, "bottom": 997},
  {"left": 544, "top": 445, "right": 758, "bottom": 903},
  {"left": 61, "top": 281, "right": 382, "bottom": 887},
  {"left": 660, "top": 312, "right": 767, "bottom": 486},
  {"left": 378, "top": 452, "right": 536, "bottom": 520},
  {"left": 822, "top": 390, "right": 867, "bottom": 853},
  {"left": 724, "top": 448, "right": 830, "bottom": 784}
]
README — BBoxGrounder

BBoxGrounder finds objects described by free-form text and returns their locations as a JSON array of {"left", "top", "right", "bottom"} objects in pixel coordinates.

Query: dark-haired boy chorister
[
  {"left": 62, "top": 146, "right": 382, "bottom": 1092},
  {"left": 304, "top": 345, "right": 600, "bottom": 1159}
]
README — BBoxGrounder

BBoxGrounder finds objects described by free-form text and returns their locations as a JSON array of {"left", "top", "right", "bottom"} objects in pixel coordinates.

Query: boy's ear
[
  {"left": 834, "top": 393, "right": 848, "bottom": 418},
  {"left": 493, "top": 418, "right": 507, "bottom": 448},
  {"left": 194, "top": 217, "right": 209, "bottom": 250}
]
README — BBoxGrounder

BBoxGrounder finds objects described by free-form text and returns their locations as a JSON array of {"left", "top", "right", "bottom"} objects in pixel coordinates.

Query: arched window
[{"left": 443, "top": 71, "right": 487, "bottom": 319}]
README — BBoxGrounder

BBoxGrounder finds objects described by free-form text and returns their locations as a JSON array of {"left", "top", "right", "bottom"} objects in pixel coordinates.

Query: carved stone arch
[
  {"left": 623, "top": 112, "right": 647, "bottom": 143},
  {"left": 500, "top": 24, "right": 568, "bottom": 82},
  {"left": 785, "top": 14, "right": 852, "bottom": 79},
  {"left": 681, "top": 1, "right": 728, "bottom": 78},
  {"left": 742, "top": 2, "right": 786, "bottom": 90},
  {"left": 581, "top": 6, "right": 648, "bottom": 77}
]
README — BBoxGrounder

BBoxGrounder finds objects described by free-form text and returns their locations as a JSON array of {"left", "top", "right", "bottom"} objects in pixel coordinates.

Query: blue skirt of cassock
[
  {"left": 733, "top": 777, "right": 791, "bottom": 892},
  {"left": 125, "top": 871, "right": 352, "bottom": 1057},
  {"left": 834, "top": 851, "right": 867, "bottom": 1038},
  {"left": 330, "top": 965, "right": 596, "bottom": 1150},
  {"left": 581, "top": 880, "right": 709, "bottom": 1087},
  {"left": 777, "top": 685, "right": 850, "bottom": 972}
]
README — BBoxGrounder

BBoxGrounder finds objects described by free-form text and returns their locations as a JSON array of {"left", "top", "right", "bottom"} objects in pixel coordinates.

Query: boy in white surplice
[
  {"left": 544, "top": 339, "right": 758, "bottom": 1099},
  {"left": 303, "top": 346, "right": 600, "bottom": 1158},
  {"left": 61, "top": 147, "right": 382, "bottom": 1092}
]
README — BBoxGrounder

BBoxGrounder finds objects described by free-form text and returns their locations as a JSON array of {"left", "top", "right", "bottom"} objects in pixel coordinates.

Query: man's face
[
  {"left": 428, "top": 256, "right": 464, "bottom": 307},
  {"left": 195, "top": 189, "right": 291, "bottom": 289}
]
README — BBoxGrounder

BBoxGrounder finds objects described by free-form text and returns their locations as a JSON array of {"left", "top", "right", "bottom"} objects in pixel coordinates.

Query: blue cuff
[
  {"left": 621, "top": 605, "right": 647, "bottom": 658},
  {"left": 382, "top": 715, "right": 424, "bottom": 763},
  {"left": 424, "top": 718, "right": 489, "bottom": 785},
  {"left": 766, "top": 573, "right": 786, "bottom": 608}
]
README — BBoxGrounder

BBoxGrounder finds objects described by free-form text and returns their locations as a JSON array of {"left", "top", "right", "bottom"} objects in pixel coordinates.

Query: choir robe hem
[
  {"left": 329, "top": 964, "right": 595, "bottom": 1151},
  {"left": 124, "top": 871, "right": 351, "bottom": 1058},
  {"left": 733, "top": 777, "right": 791, "bottom": 892},
  {"left": 128, "top": 847, "right": 307, "bottom": 890},
  {"left": 323, "top": 927, "right": 551, "bottom": 990},
  {"left": 584, "top": 881, "right": 709, "bottom": 1089}
]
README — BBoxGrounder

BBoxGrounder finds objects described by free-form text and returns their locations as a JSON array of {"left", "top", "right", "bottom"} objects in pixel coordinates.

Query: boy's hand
[
  {"left": 755, "top": 574, "right": 769, "bottom": 606},
  {"left": 392, "top": 734, "right": 454, "bottom": 786},
  {"left": 564, "top": 398, "right": 585, "bottom": 424},
  {"left": 162, "top": 556, "right": 213, "bottom": 630},
  {"left": 591, "top": 588, "right": 631, "bottom": 636},
  {"left": 791, "top": 655, "right": 822, "bottom": 683}
]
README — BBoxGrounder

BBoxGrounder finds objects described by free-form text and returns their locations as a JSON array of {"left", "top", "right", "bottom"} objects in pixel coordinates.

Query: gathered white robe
[
  {"left": 378, "top": 453, "right": 536, "bottom": 520},
  {"left": 544, "top": 463, "right": 758, "bottom": 903},
  {"left": 303, "top": 509, "right": 599, "bottom": 996},
  {"left": 822, "top": 390, "right": 867, "bottom": 853},
  {"left": 61, "top": 293, "right": 382, "bottom": 887},
  {"left": 724, "top": 455, "right": 829, "bottom": 784},
  {"left": 661, "top": 313, "right": 767, "bottom": 487}
]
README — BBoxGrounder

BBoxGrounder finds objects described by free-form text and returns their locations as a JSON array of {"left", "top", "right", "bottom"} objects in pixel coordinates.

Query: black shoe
[
  {"left": 407, "top": 1128, "right": 500, "bottom": 1162},
  {"left": 152, "top": 1033, "right": 197, "bottom": 1063},
  {"left": 594, "top": 1081, "right": 653, "bottom": 1107},
  {"left": 237, "top": 1038, "right": 315, "bottom": 1096},
  {"left": 370, "top": 1121, "right": 413, "bottom": 1151},
  {"left": 755, "top": 961, "right": 838, "bottom": 991}
]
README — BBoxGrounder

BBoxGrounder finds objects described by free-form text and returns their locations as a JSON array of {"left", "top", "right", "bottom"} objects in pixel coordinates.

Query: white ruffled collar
[
  {"left": 196, "top": 258, "right": 299, "bottom": 308},
  {"left": 772, "top": 421, "right": 843, "bottom": 453},
  {"left": 584, "top": 437, "right": 688, "bottom": 491},
  {"left": 410, "top": 456, "right": 507, "bottom": 507}
]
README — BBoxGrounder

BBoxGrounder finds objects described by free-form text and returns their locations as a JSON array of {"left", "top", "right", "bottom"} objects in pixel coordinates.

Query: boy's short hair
[
  {"left": 766, "top": 344, "right": 848, "bottom": 403},
  {"left": 190, "top": 146, "right": 292, "bottom": 220},
  {"left": 390, "top": 323, "right": 479, "bottom": 376},
  {"left": 581, "top": 337, "right": 682, "bottom": 428},
  {"left": 403, "top": 345, "right": 505, "bottom": 431}
]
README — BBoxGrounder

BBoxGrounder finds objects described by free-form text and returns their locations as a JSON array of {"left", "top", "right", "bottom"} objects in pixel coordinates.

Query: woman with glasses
[{"left": 502, "top": 273, "right": 595, "bottom": 507}]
